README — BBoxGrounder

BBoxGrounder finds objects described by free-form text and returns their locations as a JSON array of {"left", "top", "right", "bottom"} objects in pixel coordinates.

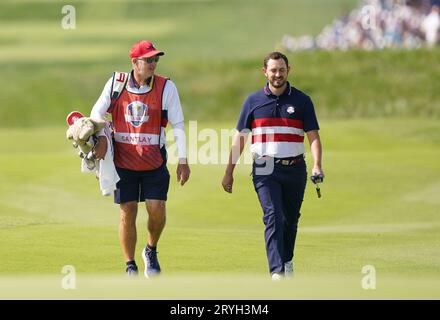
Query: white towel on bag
[{"left": 81, "top": 122, "right": 120, "bottom": 196}]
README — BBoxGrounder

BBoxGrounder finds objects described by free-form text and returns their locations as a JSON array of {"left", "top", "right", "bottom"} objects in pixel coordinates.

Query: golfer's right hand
[
  {"left": 222, "top": 173, "right": 234, "bottom": 193},
  {"left": 93, "top": 136, "right": 107, "bottom": 160}
]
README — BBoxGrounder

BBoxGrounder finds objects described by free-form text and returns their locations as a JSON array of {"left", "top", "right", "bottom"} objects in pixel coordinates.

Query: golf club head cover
[{"left": 66, "top": 117, "right": 105, "bottom": 156}]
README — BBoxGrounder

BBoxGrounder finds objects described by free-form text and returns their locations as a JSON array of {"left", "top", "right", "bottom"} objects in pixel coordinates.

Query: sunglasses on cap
[{"left": 137, "top": 56, "right": 160, "bottom": 63}]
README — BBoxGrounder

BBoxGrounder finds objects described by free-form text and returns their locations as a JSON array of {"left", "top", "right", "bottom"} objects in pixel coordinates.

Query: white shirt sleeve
[
  {"left": 90, "top": 77, "right": 113, "bottom": 136},
  {"left": 163, "top": 80, "right": 187, "bottom": 159},
  {"left": 163, "top": 80, "right": 184, "bottom": 125},
  {"left": 170, "top": 121, "right": 187, "bottom": 159}
]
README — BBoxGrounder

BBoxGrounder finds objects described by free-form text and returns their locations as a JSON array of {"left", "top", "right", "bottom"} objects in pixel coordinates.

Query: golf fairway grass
[{"left": 0, "top": 119, "right": 439, "bottom": 299}]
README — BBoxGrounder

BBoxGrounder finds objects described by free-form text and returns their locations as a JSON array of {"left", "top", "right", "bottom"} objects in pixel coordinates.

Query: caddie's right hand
[
  {"left": 222, "top": 173, "right": 234, "bottom": 193},
  {"left": 93, "top": 136, "right": 107, "bottom": 160}
]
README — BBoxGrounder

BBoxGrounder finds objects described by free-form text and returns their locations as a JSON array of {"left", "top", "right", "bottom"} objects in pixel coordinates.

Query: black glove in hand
[{"left": 310, "top": 174, "right": 324, "bottom": 184}]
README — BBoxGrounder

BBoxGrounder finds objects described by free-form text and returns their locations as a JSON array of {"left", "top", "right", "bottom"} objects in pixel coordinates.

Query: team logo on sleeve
[
  {"left": 125, "top": 101, "right": 149, "bottom": 127},
  {"left": 286, "top": 105, "right": 295, "bottom": 114}
]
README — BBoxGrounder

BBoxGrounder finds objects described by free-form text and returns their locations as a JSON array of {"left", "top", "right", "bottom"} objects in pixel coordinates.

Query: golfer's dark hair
[{"left": 263, "top": 52, "right": 289, "bottom": 69}]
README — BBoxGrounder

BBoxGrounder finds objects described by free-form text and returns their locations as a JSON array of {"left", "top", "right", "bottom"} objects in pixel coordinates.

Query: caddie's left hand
[{"left": 176, "top": 158, "right": 190, "bottom": 186}]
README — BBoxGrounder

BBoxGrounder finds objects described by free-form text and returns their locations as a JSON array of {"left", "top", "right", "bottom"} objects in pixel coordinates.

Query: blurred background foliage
[{"left": 1, "top": 0, "right": 438, "bottom": 127}]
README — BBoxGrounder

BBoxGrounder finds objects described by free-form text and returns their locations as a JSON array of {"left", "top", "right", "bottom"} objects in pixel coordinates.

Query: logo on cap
[{"left": 125, "top": 101, "right": 149, "bottom": 127}]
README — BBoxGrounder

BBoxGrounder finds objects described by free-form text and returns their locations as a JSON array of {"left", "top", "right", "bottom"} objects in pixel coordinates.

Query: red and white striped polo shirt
[
  {"left": 250, "top": 117, "right": 305, "bottom": 158},
  {"left": 236, "top": 82, "right": 319, "bottom": 158}
]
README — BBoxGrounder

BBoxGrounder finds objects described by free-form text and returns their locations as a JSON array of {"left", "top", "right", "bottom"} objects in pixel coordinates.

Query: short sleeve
[
  {"left": 236, "top": 96, "right": 253, "bottom": 132},
  {"left": 303, "top": 96, "right": 320, "bottom": 132}
]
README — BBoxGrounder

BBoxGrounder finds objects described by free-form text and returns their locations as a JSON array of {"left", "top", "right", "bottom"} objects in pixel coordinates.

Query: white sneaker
[
  {"left": 284, "top": 261, "right": 294, "bottom": 278},
  {"left": 271, "top": 273, "right": 282, "bottom": 281}
]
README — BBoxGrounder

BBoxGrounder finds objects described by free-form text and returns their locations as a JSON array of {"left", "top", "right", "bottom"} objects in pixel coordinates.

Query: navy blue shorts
[
  {"left": 115, "top": 148, "right": 170, "bottom": 204},
  {"left": 114, "top": 164, "right": 170, "bottom": 204}
]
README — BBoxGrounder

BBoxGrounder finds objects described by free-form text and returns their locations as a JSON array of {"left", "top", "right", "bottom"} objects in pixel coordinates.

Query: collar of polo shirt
[
  {"left": 129, "top": 70, "right": 153, "bottom": 89},
  {"left": 264, "top": 81, "right": 293, "bottom": 96}
]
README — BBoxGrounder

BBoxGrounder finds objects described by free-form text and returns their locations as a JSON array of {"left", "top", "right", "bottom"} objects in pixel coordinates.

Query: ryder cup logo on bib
[{"left": 125, "top": 101, "right": 149, "bottom": 127}]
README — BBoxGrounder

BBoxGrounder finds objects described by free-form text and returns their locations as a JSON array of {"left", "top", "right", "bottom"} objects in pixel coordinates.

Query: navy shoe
[
  {"left": 142, "top": 246, "right": 161, "bottom": 278},
  {"left": 125, "top": 264, "right": 139, "bottom": 276}
]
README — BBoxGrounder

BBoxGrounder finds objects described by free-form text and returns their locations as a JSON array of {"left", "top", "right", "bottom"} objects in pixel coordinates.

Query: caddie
[{"left": 90, "top": 40, "right": 190, "bottom": 277}]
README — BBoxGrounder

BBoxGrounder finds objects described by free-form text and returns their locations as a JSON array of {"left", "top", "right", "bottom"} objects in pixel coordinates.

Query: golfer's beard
[{"left": 270, "top": 78, "right": 286, "bottom": 88}]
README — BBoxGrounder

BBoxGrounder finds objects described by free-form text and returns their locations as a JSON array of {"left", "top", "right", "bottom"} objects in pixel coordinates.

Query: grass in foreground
[
  {"left": 1, "top": 274, "right": 439, "bottom": 299},
  {"left": 0, "top": 119, "right": 439, "bottom": 296}
]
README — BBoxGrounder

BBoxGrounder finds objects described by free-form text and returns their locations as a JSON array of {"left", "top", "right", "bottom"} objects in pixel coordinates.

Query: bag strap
[{"left": 110, "top": 71, "right": 129, "bottom": 102}]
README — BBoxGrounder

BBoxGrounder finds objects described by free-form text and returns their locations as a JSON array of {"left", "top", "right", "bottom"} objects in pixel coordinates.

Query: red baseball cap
[{"left": 129, "top": 40, "right": 164, "bottom": 59}]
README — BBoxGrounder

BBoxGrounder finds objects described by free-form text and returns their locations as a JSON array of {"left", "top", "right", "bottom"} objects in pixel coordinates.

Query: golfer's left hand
[
  {"left": 312, "top": 166, "right": 325, "bottom": 182},
  {"left": 177, "top": 159, "right": 190, "bottom": 186}
]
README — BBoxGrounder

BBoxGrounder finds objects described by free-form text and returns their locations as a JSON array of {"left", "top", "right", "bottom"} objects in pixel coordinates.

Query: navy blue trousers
[{"left": 252, "top": 159, "right": 307, "bottom": 274}]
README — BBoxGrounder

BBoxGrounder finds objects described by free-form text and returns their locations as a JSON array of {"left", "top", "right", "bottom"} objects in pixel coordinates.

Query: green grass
[
  {"left": 0, "top": 119, "right": 439, "bottom": 298},
  {"left": 2, "top": 49, "right": 439, "bottom": 126},
  {"left": 1, "top": 274, "right": 439, "bottom": 299},
  {"left": 1, "top": 0, "right": 440, "bottom": 299},
  {"left": 0, "top": 0, "right": 357, "bottom": 59},
  {"left": 6, "top": 0, "right": 440, "bottom": 126}
]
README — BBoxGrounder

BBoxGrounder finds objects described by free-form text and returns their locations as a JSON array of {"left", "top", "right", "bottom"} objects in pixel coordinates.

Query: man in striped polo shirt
[{"left": 222, "top": 52, "right": 324, "bottom": 280}]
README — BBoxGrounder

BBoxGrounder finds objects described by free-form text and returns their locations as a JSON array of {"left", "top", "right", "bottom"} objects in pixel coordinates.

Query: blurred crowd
[{"left": 282, "top": 0, "right": 440, "bottom": 51}]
